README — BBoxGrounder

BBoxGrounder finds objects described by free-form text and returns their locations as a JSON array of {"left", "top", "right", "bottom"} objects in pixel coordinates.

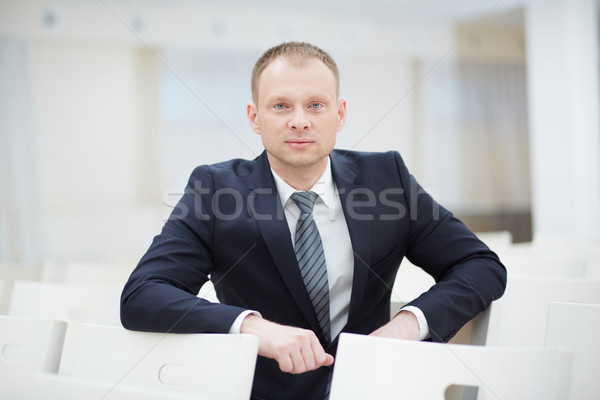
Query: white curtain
[
  {"left": 417, "top": 59, "right": 530, "bottom": 214},
  {"left": 0, "top": 37, "right": 46, "bottom": 264}
]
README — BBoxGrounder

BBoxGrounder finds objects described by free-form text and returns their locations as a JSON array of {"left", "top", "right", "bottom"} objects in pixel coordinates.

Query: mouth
[{"left": 286, "top": 138, "right": 314, "bottom": 149}]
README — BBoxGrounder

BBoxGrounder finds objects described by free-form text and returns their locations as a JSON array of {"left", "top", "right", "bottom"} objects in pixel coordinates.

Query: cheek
[
  {"left": 324, "top": 120, "right": 340, "bottom": 143},
  {"left": 326, "top": 133, "right": 337, "bottom": 148},
  {"left": 258, "top": 115, "right": 283, "bottom": 133},
  {"left": 257, "top": 124, "right": 281, "bottom": 147}
]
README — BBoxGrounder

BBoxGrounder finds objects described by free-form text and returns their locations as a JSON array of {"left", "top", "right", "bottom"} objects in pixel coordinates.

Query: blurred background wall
[{"left": 0, "top": 0, "right": 598, "bottom": 266}]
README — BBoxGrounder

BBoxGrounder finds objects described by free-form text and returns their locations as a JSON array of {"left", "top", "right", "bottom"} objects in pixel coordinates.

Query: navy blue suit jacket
[{"left": 121, "top": 150, "right": 506, "bottom": 400}]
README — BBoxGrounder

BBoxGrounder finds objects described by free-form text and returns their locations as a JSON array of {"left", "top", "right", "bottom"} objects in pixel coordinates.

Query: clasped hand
[
  {"left": 240, "top": 310, "right": 419, "bottom": 374},
  {"left": 240, "top": 315, "right": 333, "bottom": 374}
]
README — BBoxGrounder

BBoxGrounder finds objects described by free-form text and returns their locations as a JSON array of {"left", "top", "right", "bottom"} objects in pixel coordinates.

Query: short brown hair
[{"left": 251, "top": 41, "right": 340, "bottom": 103}]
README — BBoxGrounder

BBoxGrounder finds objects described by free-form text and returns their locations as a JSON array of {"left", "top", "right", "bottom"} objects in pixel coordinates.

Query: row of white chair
[
  {"left": 0, "top": 315, "right": 258, "bottom": 400},
  {"left": 5, "top": 270, "right": 600, "bottom": 364},
  {"left": 7, "top": 280, "right": 122, "bottom": 374},
  {"left": 2, "top": 233, "right": 599, "bottom": 398},
  {"left": 4, "top": 301, "right": 598, "bottom": 400}
]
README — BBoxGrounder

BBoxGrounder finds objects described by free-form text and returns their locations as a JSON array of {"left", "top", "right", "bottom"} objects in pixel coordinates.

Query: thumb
[{"left": 323, "top": 354, "right": 334, "bottom": 366}]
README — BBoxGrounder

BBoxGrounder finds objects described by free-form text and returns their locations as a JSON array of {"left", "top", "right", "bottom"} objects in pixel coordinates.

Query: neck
[{"left": 268, "top": 156, "right": 328, "bottom": 191}]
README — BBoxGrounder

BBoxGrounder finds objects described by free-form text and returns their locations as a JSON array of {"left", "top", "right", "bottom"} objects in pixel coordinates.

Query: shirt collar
[{"left": 271, "top": 157, "right": 336, "bottom": 211}]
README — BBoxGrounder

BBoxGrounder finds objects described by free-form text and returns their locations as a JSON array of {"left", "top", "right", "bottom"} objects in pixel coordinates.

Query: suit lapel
[
  {"left": 249, "top": 152, "right": 323, "bottom": 336},
  {"left": 330, "top": 151, "right": 372, "bottom": 322}
]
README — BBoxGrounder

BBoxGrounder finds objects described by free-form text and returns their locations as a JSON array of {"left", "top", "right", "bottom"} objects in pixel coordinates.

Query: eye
[
  {"left": 274, "top": 104, "right": 286, "bottom": 110},
  {"left": 309, "top": 103, "right": 322, "bottom": 110}
]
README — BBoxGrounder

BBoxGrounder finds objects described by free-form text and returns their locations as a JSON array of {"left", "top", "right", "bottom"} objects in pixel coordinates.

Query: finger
[
  {"left": 299, "top": 340, "right": 317, "bottom": 371},
  {"left": 289, "top": 348, "right": 306, "bottom": 374},
  {"left": 310, "top": 339, "right": 329, "bottom": 367},
  {"left": 323, "top": 353, "right": 334, "bottom": 366},
  {"left": 277, "top": 353, "right": 294, "bottom": 374}
]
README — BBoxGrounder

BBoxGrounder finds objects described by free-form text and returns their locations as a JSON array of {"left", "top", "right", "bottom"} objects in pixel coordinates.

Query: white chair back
[
  {"left": 391, "top": 260, "right": 435, "bottom": 304},
  {"left": 0, "top": 279, "right": 4, "bottom": 314},
  {"left": 500, "top": 254, "right": 587, "bottom": 277},
  {"left": 486, "top": 274, "right": 600, "bottom": 347},
  {"left": 197, "top": 279, "right": 220, "bottom": 303},
  {"left": 497, "top": 235, "right": 600, "bottom": 278},
  {"left": 72, "top": 324, "right": 258, "bottom": 400},
  {"left": 8, "top": 280, "right": 122, "bottom": 374},
  {"left": 1, "top": 368, "right": 201, "bottom": 400},
  {"left": 545, "top": 302, "right": 600, "bottom": 400},
  {"left": 476, "top": 230, "right": 513, "bottom": 250},
  {"left": 42, "top": 261, "right": 133, "bottom": 286},
  {"left": 8, "top": 280, "right": 121, "bottom": 324},
  {"left": 0, "top": 315, "right": 67, "bottom": 373},
  {"left": 0, "top": 263, "right": 42, "bottom": 314},
  {"left": 330, "top": 333, "right": 572, "bottom": 400}
]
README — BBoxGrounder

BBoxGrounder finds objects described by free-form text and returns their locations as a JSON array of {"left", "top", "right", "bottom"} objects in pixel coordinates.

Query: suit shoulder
[
  {"left": 187, "top": 156, "right": 259, "bottom": 185},
  {"left": 331, "top": 149, "right": 407, "bottom": 168}
]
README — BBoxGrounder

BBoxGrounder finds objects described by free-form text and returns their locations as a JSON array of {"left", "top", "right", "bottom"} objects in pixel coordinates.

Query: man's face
[{"left": 247, "top": 56, "right": 346, "bottom": 178}]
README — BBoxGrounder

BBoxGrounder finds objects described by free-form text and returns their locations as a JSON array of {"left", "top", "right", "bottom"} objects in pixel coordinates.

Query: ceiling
[
  {"left": 97, "top": 0, "right": 528, "bottom": 26},
  {"left": 176, "top": 0, "right": 528, "bottom": 25}
]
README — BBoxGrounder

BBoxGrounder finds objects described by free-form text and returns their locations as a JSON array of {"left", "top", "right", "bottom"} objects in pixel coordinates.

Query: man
[{"left": 121, "top": 42, "right": 506, "bottom": 399}]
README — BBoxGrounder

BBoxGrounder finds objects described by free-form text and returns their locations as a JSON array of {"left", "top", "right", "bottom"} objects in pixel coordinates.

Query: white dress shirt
[
  {"left": 229, "top": 157, "right": 429, "bottom": 340},
  {"left": 271, "top": 158, "right": 354, "bottom": 338}
]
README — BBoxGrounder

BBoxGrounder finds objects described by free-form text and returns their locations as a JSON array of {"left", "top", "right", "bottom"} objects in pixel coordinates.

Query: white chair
[
  {"left": 448, "top": 305, "right": 491, "bottom": 346},
  {"left": 497, "top": 235, "right": 600, "bottom": 278},
  {"left": 0, "top": 315, "right": 67, "bottom": 373},
  {"left": 475, "top": 230, "right": 513, "bottom": 250},
  {"left": 0, "top": 263, "right": 42, "bottom": 314},
  {"left": 330, "top": 333, "right": 572, "bottom": 400},
  {"left": 8, "top": 280, "right": 122, "bottom": 374},
  {"left": 8, "top": 280, "right": 121, "bottom": 324},
  {"left": 586, "top": 259, "right": 600, "bottom": 278},
  {"left": 1, "top": 366, "right": 200, "bottom": 400},
  {"left": 197, "top": 279, "right": 220, "bottom": 303},
  {"left": 545, "top": 302, "right": 600, "bottom": 400},
  {"left": 499, "top": 253, "right": 587, "bottom": 278},
  {"left": 0, "top": 279, "right": 4, "bottom": 314},
  {"left": 391, "top": 260, "right": 435, "bottom": 305},
  {"left": 484, "top": 274, "right": 600, "bottom": 347},
  {"left": 72, "top": 324, "right": 259, "bottom": 400},
  {"left": 42, "top": 261, "right": 133, "bottom": 287},
  {"left": 41, "top": 262, "right": 220, "bottom": 304},
  {"left": 390, "top": 258, "right": 492, "bottom": 346},
  {"left": 390, "top": 260, "right": 489, "bottom": 346}
]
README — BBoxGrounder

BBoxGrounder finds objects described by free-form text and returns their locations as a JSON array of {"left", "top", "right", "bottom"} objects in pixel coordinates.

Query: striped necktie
[{"left": 292, "top": 191, "right": 331, "bottom": 343}]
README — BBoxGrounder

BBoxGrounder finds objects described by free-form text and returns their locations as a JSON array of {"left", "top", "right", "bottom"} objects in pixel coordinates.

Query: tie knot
[{"left": 292, "top": 191, "right": 318, "bottom": 215}]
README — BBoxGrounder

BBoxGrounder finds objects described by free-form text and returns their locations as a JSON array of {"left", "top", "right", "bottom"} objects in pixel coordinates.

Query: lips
[
  {"left": 286, "top": 138, "right": 313, "bottom": 143},
  {"left": 286, "top": 138, "right": 314, "bottom": 148}
]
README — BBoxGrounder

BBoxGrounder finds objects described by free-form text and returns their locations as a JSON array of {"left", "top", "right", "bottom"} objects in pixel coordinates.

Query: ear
[
  {"left": 336, "top": 98, "right": 347, "bottom": 132},
  {"left": 247, "top": 102, "right": 260, "bottom": 135}
]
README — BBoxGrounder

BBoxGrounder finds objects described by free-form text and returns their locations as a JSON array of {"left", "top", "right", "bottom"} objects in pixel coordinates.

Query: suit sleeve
[
  {"left": 120, "top": 165, "right": 247, "bottom": 333},
  {"left": 395, "top": 152, "right": 507, "bottom": 342}
]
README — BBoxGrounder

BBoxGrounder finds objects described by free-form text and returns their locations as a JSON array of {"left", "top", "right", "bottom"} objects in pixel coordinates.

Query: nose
[{"left": 288, "top": 110, "right": 311, "bottom": 130}]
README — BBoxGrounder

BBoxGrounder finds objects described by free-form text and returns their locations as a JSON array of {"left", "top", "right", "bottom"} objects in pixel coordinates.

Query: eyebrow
[{"left": 265, "top": 92, "right": 332, "bottom": 104}]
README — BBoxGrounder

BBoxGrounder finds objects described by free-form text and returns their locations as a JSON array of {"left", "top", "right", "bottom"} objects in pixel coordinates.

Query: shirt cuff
[
  {"left": 228, "top": 310, "right": 262, "bottom": 334},
  {"left": 398, "top": 305, "right": 430, "bottom": 341}
]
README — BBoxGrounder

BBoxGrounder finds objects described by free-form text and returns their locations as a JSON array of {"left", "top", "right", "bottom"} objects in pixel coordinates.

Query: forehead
[{"left": 258, "top": 56, "right": 337, "bottom": 100}]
